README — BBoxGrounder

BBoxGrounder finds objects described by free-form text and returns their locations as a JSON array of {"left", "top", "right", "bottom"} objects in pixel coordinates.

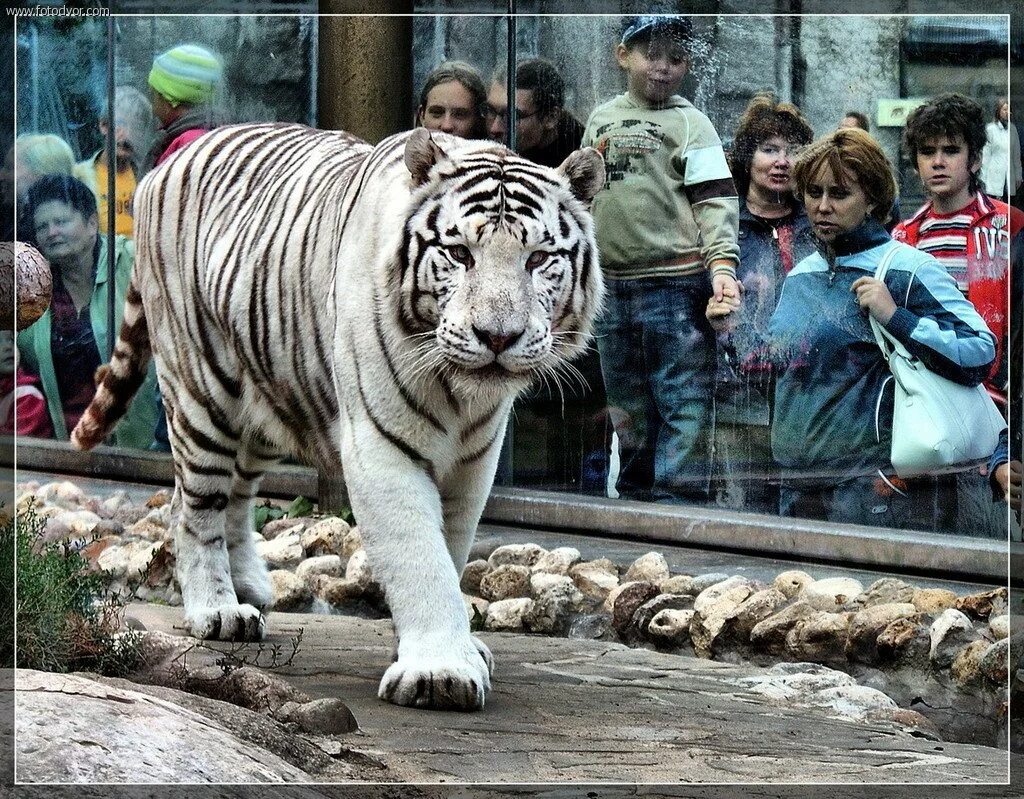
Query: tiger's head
[{"left": 397, "top": 129, "right": 605, "bottom": 398}]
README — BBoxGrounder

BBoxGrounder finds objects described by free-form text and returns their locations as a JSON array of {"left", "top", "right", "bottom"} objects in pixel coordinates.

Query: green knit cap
[{"left": 148, "top": 44, "right": 223, "bottom": 107}]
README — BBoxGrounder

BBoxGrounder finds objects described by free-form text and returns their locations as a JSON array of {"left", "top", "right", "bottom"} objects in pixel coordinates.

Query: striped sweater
[{"left": 582, "top": 92, "right": 739, "bottom": 279}]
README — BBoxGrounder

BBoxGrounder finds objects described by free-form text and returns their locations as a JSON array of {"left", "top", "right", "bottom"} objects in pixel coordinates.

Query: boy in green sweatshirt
[{"left": 583, "top": 15, "right": 740, "bottom": 502}]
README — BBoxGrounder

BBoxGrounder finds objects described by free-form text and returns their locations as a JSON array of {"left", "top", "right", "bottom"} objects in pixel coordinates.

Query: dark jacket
[
  {"left": 524, "top": 112, "right": 584, "bottom": 169},
  {"left": 143, "top": 105, "right": 221, "bottom": 173},
  {"left": 715, "top": 200, "right": 815, "bottom": 426},
  {"left": 769, "top": 218, "right": 996, "bottom": 479}
]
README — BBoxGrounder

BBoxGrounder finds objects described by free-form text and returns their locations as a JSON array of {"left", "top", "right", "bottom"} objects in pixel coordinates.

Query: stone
[
  {"left": 950, "top": 640, "right": 990, "bottom": 686},
  {"left": 300, "top": 519, "right": 347, "bottom": 558},
  {"left": 312, "top": 575, "right": 363, "bottom": 606},
  {"left": 632, "top": 593, "right": 695, "bottom": 636},
  {"left": 14, "top": 670, "right": 312, "bottom": 783},
  {"left": 693, "top": 576, "right": 751, "bottom": 614},
  {"left": 484, "top": 597, "right": 534, "bottom": 631},
  {"left": 988, "top": 614, "right": 1009, "bottom": 640},
  {"left": 749, "top": 601, "right": 817, "bottom": 652},
  {"left": 567, "top": 613, "right": 610, "bottom": 640},
  {"left": 531, "top": 546, "right": 581, "bottom": 575},
  {"left": 56, "top": 509, "right": 102, "bottom": 537},
  {"left": 978, "top": 638, "right": 1009, "bottom": 683},
  {"left": 524, "top": 577, "right": 585, "bottom": 634},
  {"left": 222, "top": 666, "right": 312, "bottom": 713},
  {"left": 344, "top": 549, "right": 374, "bottom": 588},
  {"left": 611, "top": 581, "right": 660, "bottom": 635},
  {"left": 145, "top": 489, "right": 172, "bottom": 508},
  {"left": 739, "top": 663, "right": 856, "bottom": 703},
  {"left": 784, "top": 612, "right": 852, "bottom": 663},
  {"left": 956, "top": 588, "right": 1008, "bottom": 620},
  {"left": 279, "top": 698, "right": 358, "bottom": 735},
  {"left": 487, "top": 543, "right": 546, "bottom": 569},
  {"left": 875, "top": 618, "right": 929, "bottom": 667},
  {"left": 90, "top": 518, "right": 124, "bottom": 536},
  {"left": 799, "top": 577, "right": 864, "bottom": 611},
  {"left": 623, "top": 551, "right": 670, "bottom": 584},
  {"left": 127, "top": 518, "right": 167, "bottom": 542},
  {"left": 37, "top": 480, "right": 86, "bottom": 509},
  {"left": 96, "top": 539, "right": 164, "bottom": 581},
  {"left": 772, "top": 570, "right": 814, "bottom": 599},
  {"left": 143, "top": 504, "right": 173, "bottom": 528},
  {"left": 722, "top": 588, "right": 788, "bottom": 643},
  {"left": 460, "top": 559, "right": 490, "bottom": 595},
  {"left": 261, "top": 517, "right": 307, "bottom": 540},
  {"left": 572, "top": 566, "right": 619, "bottom": 602},
  {"left": 646, "top": 609, "right": 695, "bottom": 646},
  {"left": 529, "top": 572, "right": 573, "bottom": 596},
  {"left": 463, "top": 594, "right": 489, "bottom": 622},
  {"left": 256, "top": 534, "right": 304, "bottom": 569},
  {"left": 853, "top": 578, "right": 915, "bottom": 608},
  {"left": 570, "top": 558, "right": 618, "bottom": 578},
  {"left": 658, "top": 574, "right": 696, "bottom": 595},
  {"left": 479, "top": 564, "right": 531, "bottom": 601},
  {"left": 689, "top": 572, "right": 731, "bottom": 595},
  {"left": 929, "top": 608, "right": 979, "bottom": 668},
  {"left": 911, "top": 588, "right": 958, "bottom": 614},
  {"left": 340, "top": 527, "right": 363, "bottom": 559},
  {"left": 98, "top": 491, "right": 130, "bottom": 519},
  {"left": 869, "top": 708, "right": 942, "bottom": 741},
  {"left": 845, "top": 603, "right": 918, "bottom": 662},
  {"left": 810, "top": 684, "right": 898, "bottom": 720},
  {"left": 269, "top": 570, "right": 312, "bottom": 611},
  {"left": 295, "top": 555, "right": 343, "bottom": 582},
  {"left": 113, "top": 503, "right": 150, "bottom": 526},
  {"left": 690, "top": 583, "right": 756, "bottom": 658}
]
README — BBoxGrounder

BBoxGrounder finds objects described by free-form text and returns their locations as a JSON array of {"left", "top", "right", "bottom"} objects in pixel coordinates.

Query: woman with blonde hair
[
  {"left": 764, "top": 128, "right": 996, "bottom": 529},
  {"left": 14, "top": 133, "right": 75, "bottom": 199},
  {"left": 980, "top": 97, "right": 1022, "bottom": 202}
]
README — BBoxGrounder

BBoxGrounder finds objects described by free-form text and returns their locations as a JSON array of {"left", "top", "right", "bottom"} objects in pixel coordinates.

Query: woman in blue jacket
[{"left": 767, "top": 128, "right": 996, "bottom": 529}]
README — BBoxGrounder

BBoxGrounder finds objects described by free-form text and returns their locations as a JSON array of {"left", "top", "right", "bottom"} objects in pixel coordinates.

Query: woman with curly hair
[{"left": 706, "top": 93, "right": 815, "bottom": 513}]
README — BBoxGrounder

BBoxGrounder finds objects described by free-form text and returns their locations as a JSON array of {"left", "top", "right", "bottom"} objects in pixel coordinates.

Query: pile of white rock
[{"left": 16, "top": 481, "right": 1016, "bottom": 696}]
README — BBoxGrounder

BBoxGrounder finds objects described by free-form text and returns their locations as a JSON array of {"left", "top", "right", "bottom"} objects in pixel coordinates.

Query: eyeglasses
[
  {"left": 756, "top": 143, "right": 806, "bottom": 160},
  {"left": 484, "top": 105, "right": 538, "bottom": 123}
]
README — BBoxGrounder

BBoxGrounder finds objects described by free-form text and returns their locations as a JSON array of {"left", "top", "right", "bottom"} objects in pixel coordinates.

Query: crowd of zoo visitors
[{"left": 9, "top": 15, "right": 1022, "bottom": 539}]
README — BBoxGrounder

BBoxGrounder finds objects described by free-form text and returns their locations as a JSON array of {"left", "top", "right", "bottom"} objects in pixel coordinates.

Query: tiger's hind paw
[
  {"left": 377, "top": 634, "right": 492, "bottom": 711},
  {"left": 186, "top": 603, "right": 266, "bottom": 641}
]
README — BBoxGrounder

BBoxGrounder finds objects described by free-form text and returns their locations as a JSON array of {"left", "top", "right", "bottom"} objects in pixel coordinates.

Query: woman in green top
[{"left": 18, "top": 174, "right": 157, "bottom": 449}]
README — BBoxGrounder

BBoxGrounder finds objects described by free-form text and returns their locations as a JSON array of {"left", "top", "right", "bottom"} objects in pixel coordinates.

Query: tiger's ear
[
  {"left": 557, "top": 148, "right": 605, "bottom": 205},
  {"left": 405, "top": 128, "right": 448, "bottom": 186}
]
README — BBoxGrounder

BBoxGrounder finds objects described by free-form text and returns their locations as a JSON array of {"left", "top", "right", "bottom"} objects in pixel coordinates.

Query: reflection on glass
[{"left": 10, "top": 12, "right": 1017, "bottom": 541}]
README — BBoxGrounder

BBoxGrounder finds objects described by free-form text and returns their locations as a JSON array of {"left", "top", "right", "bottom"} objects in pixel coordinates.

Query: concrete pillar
[{"left": 318, "top": 1, "right": 413, "bottom": 143}]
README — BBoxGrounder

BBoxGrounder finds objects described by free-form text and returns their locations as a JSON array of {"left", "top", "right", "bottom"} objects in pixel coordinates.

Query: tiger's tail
[{"left": 71, "top": 280, "right": 153, "bottom": 451}]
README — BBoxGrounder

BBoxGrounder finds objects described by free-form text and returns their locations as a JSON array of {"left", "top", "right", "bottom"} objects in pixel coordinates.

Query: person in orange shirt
[{"left": 73, "top": 86, "right": 153, "bottom": 237}]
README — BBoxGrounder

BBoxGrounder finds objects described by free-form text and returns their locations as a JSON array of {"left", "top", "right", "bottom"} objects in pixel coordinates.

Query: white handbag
[{"left": 868, "top": 245, "right": 1005, "bottom": 478}]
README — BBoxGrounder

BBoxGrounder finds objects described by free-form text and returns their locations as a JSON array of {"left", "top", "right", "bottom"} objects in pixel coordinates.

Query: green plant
[
  {"left": 252, "top": 495, "right": 355, "bottom": 532},
  {"left": 15, "top": 507, "right": 142, "bottom": 676}
]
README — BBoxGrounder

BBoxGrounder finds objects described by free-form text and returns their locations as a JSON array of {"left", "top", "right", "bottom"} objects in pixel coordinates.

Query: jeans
[{"left": 595, "top": 273, "right": 715, "bottom": 503}]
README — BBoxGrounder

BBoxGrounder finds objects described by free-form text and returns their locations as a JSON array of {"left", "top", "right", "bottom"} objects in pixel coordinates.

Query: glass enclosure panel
[{"left": 11, "top": 11, "right": 1017, "bottom": 545}]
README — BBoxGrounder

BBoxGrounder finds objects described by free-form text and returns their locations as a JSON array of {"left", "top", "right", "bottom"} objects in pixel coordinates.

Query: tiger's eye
[
  {"left": 449, "top": 244, "right": 473, "bottom": 266},
  {"left": 526, "top": 251, "right": 549, "bottom": 271}
]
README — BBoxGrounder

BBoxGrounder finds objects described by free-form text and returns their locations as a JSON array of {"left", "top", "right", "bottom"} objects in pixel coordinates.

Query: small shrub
[{"left": 15, "top": 507, "right": 142, "bottom": 676}]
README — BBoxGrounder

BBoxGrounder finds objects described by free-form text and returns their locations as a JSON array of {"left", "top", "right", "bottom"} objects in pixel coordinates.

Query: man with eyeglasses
[{"left": 485, "top": 58, "right": 584, "bottom": 169}]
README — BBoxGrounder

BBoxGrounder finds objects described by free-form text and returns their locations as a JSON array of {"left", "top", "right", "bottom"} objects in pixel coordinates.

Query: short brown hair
[
  {"left": 792, "top": 128, "right": 896, "bottom": 225},
  {"left": 729, "top": 93, "right": 814, "bottom": 200},
  {"left": 417, "top": 61, "right": 487, "bottom": 137},
  {"left": 903, "top": 93, "right": 986, "bottom": 193}
]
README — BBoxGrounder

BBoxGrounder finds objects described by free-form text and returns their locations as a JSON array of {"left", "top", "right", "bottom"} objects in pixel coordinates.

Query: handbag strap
[{"left": 867, "top": 244, "right": 909, "bottom": 363}]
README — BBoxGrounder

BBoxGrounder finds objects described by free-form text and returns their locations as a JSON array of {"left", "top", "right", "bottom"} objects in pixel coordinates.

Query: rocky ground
[{"left": 12, "top": 478, "right": 1021, "bottom": 781}]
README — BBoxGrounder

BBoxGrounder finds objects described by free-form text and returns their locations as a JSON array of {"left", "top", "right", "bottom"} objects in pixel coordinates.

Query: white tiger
[{"left": 71, "top": 123, "right": 605, "bottom": 710}]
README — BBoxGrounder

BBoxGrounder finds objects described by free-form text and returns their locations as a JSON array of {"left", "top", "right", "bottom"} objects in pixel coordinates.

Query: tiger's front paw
[
  {"left": 378, "top": 634, "right": 493, "bottom": 711},
  {"left": 186, "top": 603, "right": 266, "bottom": 641},
  {"left": 231, "top": 557, "right": 274, "bottom": 611}
]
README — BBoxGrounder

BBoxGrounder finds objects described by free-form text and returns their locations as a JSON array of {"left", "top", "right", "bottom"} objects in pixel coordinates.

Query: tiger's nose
[{"left": 473, "top": 326, "right": 524, "bottom": 354}]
